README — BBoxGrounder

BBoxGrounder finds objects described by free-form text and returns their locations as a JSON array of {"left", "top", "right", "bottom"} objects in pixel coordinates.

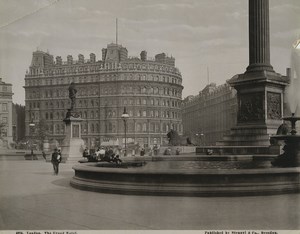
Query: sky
[{"left": 0, "top": 0, "right": 299, "bottom": 105}]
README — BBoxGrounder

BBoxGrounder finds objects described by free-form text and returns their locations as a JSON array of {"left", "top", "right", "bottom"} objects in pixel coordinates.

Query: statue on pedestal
[
  {"left": 68, "top": 82, "right": 77, "bottom": 111},
  {"left": 64, "top": 82, "right": 80, "bottom": 120},
  {"left": 61, "top": 82, "right": 85, "bottom": 163}
]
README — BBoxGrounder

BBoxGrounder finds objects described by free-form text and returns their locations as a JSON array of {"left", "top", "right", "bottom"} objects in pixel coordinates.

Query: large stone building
[
  {"left": 24, "top": 43, "right": 183, "bottom": 149},
  {"left": 0, "top": 78, "right": 13, "bottom": 148},
  {"left": 182, "top": 83, "right": 237, "bottom": 145}
]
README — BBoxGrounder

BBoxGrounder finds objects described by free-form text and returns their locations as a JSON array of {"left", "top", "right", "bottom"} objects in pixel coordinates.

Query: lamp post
[
  {"left": 195, "top": 133, "right": 205, "bottom": 146},
  {"left": 29, "top": 119, "right": 35, "bottom": 160},
  {"left": 121, "top": 107, "right": 129, "bottom": 156}
]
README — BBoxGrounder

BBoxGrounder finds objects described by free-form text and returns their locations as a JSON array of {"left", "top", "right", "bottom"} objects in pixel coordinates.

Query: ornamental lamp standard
[
  {"left": 121, "top": 107, "right": 129, "bottom": 156},
  {"left": 195, "top": 133, "right": 205, "bottom": 146},
  {"left": 29, "top": 119, "right": 35, "bottom": 159}
]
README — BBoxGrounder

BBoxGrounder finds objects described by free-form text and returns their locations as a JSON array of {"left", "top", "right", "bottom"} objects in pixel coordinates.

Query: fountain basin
[{"left": 70, "top": 156, "right": 300, "bottom": 197}]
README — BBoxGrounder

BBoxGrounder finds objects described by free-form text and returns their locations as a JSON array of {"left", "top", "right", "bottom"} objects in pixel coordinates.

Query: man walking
[{"left": 51, "top": 148, "right": 62, "bottom": 175}]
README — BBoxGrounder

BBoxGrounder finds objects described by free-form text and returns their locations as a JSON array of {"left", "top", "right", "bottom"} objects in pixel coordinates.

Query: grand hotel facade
[{"left": 24, "top": 43, "right": 183, "bottom": 148}]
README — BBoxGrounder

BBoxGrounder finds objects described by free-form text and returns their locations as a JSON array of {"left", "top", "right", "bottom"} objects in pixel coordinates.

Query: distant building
[
  {"left": 182, "top": 83, "right": 237, "bottom": 145},
  {"left": 12, "top": 104, "right": 25, "bottom": 142},
  {"left": 0, "top": 78, "right": 13, "bottom": 148},
  {"left": 24, "top": 43, "right": 183, "bottom": 148}
]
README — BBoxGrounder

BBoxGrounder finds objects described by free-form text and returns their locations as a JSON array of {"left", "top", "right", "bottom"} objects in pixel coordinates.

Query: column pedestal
[
  {"left": 61, "top": 116, "right": 85, "bottom": 164},
  {"left": 217, "top": 70, "right": 288, "bottom": 146}
]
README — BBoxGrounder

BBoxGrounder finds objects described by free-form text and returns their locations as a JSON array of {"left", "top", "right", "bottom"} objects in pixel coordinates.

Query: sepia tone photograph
[{"left": 0, "top": 0, "right": 300, "bottom": 232}]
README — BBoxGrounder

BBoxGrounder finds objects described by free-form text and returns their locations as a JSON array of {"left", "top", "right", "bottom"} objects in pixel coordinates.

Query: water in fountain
[{"left": 286, "top": 40, "right": 300, "bottom": 115}]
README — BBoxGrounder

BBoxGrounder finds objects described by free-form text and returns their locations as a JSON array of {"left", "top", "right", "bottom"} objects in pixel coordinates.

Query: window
[
  {"left": 2, "top": 103, "right": 7, "bottom": 112},
  {"left": 150, "top": 110, "right": 153, "bottom": 117},
  {"left": 2, "top": 117, "right": 7, "bottom": 123},
  {"left": 137, "top": 123, "right": 141, "bottom": 132},
  {"left": 142, "top": 123, "right": 147, "bottom": 132}
]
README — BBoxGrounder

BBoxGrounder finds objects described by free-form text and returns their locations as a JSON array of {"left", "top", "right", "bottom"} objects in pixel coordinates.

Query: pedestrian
[
  {"left": 42, "top": 151, "right": 46, "bottom": 161},
  {"left": 140, "top": 148, "right": 145, "bottom": 156},
  {"left": 99, "top": 147, "right": 106, "bottom": 161},
  {"left": 31, "top": 149, "right": 34, "bottom": 160},
  {"left": 153, "top": 145, "right": 158, "bottom": 156},
  {"left": 148, "top": 148, "right": 153, "bottom": 156},
  {"left": 113, "top": 154, "right": 122, "bottom": 165},
  {"left": 176, "top": 148, "right": 180, "bottom": 155},
  {"left": 83, "top": 148, "right": 89, "bottom": 158},
  {"left": 51, "top": 148, "right": 62, "bottom": 175}
]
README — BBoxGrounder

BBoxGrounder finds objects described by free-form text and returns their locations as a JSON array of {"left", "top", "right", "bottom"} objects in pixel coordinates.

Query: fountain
[
  {"left": 270, "top": 37, "right": 300, "bottom": 167},
  {"left": 271, "top": 113, "right": 300, "bottom": 167}
]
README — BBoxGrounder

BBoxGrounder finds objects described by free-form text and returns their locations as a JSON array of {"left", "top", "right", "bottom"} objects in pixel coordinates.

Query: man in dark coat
[{"left": 51, "top": 148, "right": 62, "bottom": 175}]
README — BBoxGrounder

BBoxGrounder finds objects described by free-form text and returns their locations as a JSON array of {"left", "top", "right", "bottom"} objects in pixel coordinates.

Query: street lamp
[
  {"left": 195, "top": 133, "right": 205, "bottom": 146},
  {"left": 121, "top": 107, "right": 129, "bottom": 156},
  {"left": 29, "top": 119, "right": 35, "bottom": 160}
]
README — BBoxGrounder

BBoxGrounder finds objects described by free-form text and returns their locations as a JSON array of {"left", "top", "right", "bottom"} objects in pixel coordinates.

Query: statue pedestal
[{"left": 61, "top": 116, "right": 85, "bottom": 164}]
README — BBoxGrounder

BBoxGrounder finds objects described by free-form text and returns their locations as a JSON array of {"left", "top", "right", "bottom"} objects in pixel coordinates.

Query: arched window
[
  {"left": 163, "top": 123, "right": 166, "bottom": 132},
  {"left": 150, "top": 123, "right": 155, "bottom": 132},
  {"left": 137, "top": 123, "right": 141, "bottom": 132},
  {"left": 142, "top": 123, "right": 147, "bottom": 132}
]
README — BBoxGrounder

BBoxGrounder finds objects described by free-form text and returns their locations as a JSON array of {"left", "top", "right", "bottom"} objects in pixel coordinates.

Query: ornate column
[{"left": 247, "top": 0, "right": 274, "bottom": 73}]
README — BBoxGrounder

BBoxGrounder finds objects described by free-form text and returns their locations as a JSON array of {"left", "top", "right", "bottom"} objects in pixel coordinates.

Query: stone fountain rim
[
  {"left": 271, "top": 135, "right": 300, "bottom": 140},
  {"left": 72, "top": 163, "right": 300, "bottom": 175}
]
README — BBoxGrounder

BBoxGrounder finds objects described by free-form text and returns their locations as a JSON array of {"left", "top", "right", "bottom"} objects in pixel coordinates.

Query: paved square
[{"left": 0, "top": 159, "right": 299, "bottom": 230}]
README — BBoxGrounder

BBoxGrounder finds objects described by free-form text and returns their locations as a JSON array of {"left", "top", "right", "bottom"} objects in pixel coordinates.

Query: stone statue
[
  {"left": 68, "top": 82, "right": 77, "bottom": 110},
  {"left": 167, "top": 129, "right": 181, "bottom": 146}
]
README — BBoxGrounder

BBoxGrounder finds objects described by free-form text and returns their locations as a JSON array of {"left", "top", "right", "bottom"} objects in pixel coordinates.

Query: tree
[{"left": 34, "top": 119, "right": 49, "bottom": 148}]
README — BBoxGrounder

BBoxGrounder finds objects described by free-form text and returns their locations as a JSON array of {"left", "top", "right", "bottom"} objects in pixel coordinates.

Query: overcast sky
[{"left": 0, "top": 0, "right": 299, "bottom": 105}]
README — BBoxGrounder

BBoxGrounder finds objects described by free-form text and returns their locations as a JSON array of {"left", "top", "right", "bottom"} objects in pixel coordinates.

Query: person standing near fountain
[{"left": 51, "top": 148, "right": 62, "bottom": 175}]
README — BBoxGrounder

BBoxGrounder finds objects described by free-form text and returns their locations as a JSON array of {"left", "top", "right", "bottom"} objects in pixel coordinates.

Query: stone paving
[{"left": 0, "top": 159, "right": 299, "bottom": 230}]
